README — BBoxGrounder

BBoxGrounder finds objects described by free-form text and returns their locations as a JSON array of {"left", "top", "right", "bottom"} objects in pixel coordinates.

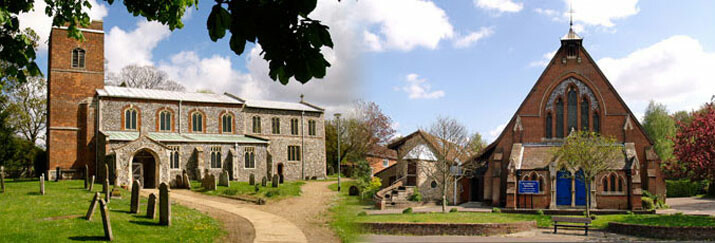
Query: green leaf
[
  {"left": 229, "top": 35, "right": 246, "bottom": 55},
  {"left": 207, "top": 5, "right": 231, "bottom": 42},
  {"left": 298, "top": 0, "right": 318, "bottom": 17}
]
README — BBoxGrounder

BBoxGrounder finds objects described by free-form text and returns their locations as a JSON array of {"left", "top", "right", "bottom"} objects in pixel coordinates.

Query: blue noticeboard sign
[{"left": 518, "top": 181, "right": 539, "bottom": 194}]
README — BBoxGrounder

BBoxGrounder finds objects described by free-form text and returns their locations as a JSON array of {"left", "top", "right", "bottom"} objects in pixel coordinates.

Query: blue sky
[{"left": 22, "top": 0, "right": 715, "bottom": 142}]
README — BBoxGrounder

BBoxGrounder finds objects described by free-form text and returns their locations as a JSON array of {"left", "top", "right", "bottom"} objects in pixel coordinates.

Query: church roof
[
  {"left": 102, "top": 130, "right": 269, "bottom": 144},
  {"left": 97, "top": 86, "right": 323, "bottom": 112},
  {"left": 512, "top": 144, "right": 628, "bottom": 170},
  {"left": 561, "top": 27, "right": 582, "bottom": 41}
]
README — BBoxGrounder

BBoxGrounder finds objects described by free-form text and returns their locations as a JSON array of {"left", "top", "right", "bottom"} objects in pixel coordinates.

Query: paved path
[
  {"left": 361, "top": 228, "right": 656, "bottom": 242},
  {"left": 659, "top": 196, "right": 715, "bottom": 216},
  {"left": 144, "top": 189, "right": 307, "bottom": 243}
]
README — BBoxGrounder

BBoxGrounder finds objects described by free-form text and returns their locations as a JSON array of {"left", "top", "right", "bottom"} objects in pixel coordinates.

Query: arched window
[
  {"left": 618, "top": 176, "right": 623, "bottom": 192},
  {"left": 581, "top": 97, "right": 589, "bottom": 131},
  {"left": 191, "top": 112, "right": 203, "bottom": 132},
  {"left": 252, "top": 116, "right": 261, "bottom": 133},
  {"left": 567, "top": 88, "right": 578, "bottom": 132},
  {"left": 593, "top": 112, "right": 600, "bottom": 133},
  {"left": 210, "top": 147, "right": 221, "bottom": 168},
  {"left": 159, "top": 110, "right": 172, "bottom": 131},
  {"left": 222, "top": 113, "right": 233, "bottom": 133},
  {"left": 72, "top": 48, "right": 85, "bottom": 68},
  {"left": 545, "top": 112, "right": 553, "bottom": 139},
  {"left": 124, "top": 108, "right": 138, "bottom": 130},
  {"left": 555, "top": 98, "right": 564, "bottom": 138},
  {"left": 244, "top": 147, "right": 255, "bottom": 168},
  {"left": 610, "top": 174, "right": 616, "bottom": 192},
  {"left": 603, "top": 176, "right": 609, "bottom": 191}
]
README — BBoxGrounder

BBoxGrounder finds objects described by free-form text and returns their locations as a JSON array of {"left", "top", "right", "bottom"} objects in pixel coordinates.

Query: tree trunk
[
  {"left": 442, "top": 179, "right": 448, "bottom": 213},
  {"left": 708, "top": 181, "right": 715, "bottom": 197},
  {"left": 585, "top": 181, "right": 591, "bottom": 218}
]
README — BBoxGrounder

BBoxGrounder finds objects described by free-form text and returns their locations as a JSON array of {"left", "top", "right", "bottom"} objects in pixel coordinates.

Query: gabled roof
[
  {"left": 97, "top": 86, "right": 242, "bottom": 104},
  {"left": 365, "top": 145, "right": 397, "bottom": 160},
  {"left": 388, "top": 130, "right": 469, "bottom": 162},
  {"left": 102, "top": 130, "right": 268, "bottom": 144}
]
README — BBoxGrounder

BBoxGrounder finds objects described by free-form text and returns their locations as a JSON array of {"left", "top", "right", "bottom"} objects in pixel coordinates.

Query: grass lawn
[
  {"left": 327, "top": 180, "right": 373, "bottom": 243},
  {"left": 190, "top": 180, "right": 304, "bottom": 202},
  {"left": 0, "top": 179, "right": 223, "bottom": 242}
]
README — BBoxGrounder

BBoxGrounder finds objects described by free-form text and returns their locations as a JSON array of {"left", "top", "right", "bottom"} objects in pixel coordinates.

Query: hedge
[{"left": 666, "top": 179, "right": 709, "bottom": 197}]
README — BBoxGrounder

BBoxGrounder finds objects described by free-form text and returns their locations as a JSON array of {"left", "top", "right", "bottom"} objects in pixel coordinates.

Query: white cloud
[
  {"left": 105, "top": 21, "right": 171, "bottom": 72},
  {"left": 528, "top": 50, "right": 557, "bottom": 67},
  {"left": 453, "top": 27, "right": 494, "bottom": 48},
  {"left": 536, "top": 0, "right": 639, "bottom": 29},
  {"left": 158, "top": 51, "right": 242, "bottom": 92},
  {"left": 598, "top": 35, "right": 715, "bottom": 113},
  {"left": 474, "top": 0, "right": 523, "bottom": 13},
  {"left": 18, "top": 0, "right": 108, "bottom": 51},
  {"left": 487, "top": 123, "right": 507, "bottom": 142},
  {"left": 398, "top": 73, "right": 445, "bottom": 99}
]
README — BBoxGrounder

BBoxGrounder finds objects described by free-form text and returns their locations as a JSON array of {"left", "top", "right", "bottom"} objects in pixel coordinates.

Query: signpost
[{"left": 518, "top": 180, "right": 539, "bottom": 209}]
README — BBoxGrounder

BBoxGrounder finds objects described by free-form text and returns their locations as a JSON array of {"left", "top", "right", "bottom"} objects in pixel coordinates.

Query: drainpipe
[
  {"left": 178, "top": 100, "right": 182, "bottom": 134},
  {"left": 301, "top": 110, "right": 305, "bottom": 180},
  {"left": 95, "top": 96, "right": 101, "bottom": 179}
]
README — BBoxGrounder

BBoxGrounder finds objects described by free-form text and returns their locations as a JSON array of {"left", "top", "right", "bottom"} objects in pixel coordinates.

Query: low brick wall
[
  {"left": 607, "top": 222, "right": 715, "bottom": 240},
  {"left": 359, "top": 221, "right": 536, "bottom": 236}
]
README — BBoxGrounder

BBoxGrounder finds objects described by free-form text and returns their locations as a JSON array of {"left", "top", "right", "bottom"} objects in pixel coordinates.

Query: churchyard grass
[
  {"left": 190, "top": 180, "right": 304, "bottom": 201},
  {"left": 328, "top": 180, "right": 374, "bottom": 243},
  {"left": 0, "top": 179, "right": 223, "bottom": 242}
]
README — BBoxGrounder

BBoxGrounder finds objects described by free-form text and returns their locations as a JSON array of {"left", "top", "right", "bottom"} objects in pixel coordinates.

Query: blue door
[
  {"left": 575, "top": 170, "right": 587, "bottom": 206},
  {"left": 556, "top": 170, "right": 571, "bottom": 206}
]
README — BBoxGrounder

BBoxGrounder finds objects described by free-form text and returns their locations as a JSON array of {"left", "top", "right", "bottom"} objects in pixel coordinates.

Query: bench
[{"left": 552, "top": 216, "right": 591, "bottom": 236}]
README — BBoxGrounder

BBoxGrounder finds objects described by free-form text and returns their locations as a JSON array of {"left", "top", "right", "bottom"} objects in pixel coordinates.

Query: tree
[
  {"left": 642, "top": 101, "right": 676, "bottom": 163},
  {"left": 423, "top": 116, "right": 475, "bottom": 213},
  {"left": 325, "top": 100, "right": 395, "bottom": 173},
  {"left": 3, "top": 0, "right": 334, "bottom": 89},
  {"left": 6, "top": 76, "right": 47, "bottom": 145},
  {"left": 673, "top": 103, "right": 715, "bottom": 196},
  {"left": 468, "top": 132, "right": 487, "bottom": 155},
  {"left": 552, "top": 131, "right": 622, "bottom": 218},
  {"left": 0, "top": 26, "right": 41, "bottom": 89},
  {"left": 106, "top": 65, "right": 186, "bottom": 91}
]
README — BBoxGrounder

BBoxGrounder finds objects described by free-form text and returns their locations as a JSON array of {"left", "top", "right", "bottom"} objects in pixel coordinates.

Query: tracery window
[
  {"left": 244, "top": 147, "right": 255, "bottom": 168},
  {"left": 222, "top": 113, "right": 233, "bottom": 133},
  {"left": 169, "top": 146, "right": 180, "bottom": 169},
  {"left": 124, "top": 108, "right": 138, "bottom": 130},
  {"left": 210, "top": 147, "right": 222, "bottom": 168},
  {"left": 159, "top": 110, "right": 172, "bottom": 131}
]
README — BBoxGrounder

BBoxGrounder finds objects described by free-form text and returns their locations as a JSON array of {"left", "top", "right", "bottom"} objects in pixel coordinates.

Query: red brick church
[{"left": 463, "top": 27, "right": 665, "bottom": 210}]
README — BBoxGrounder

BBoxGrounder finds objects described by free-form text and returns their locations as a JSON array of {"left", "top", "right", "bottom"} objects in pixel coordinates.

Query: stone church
[
  {"left": 46, "top": 21, "right": 326, "bottom": 188},
  {"left": 462, "top": 26, "right": 666, "bottom": 210}
]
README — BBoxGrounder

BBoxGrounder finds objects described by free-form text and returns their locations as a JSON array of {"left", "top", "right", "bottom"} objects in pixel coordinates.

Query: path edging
[{"left": 359, "top": 221, "right": 536, "bottom": 236}]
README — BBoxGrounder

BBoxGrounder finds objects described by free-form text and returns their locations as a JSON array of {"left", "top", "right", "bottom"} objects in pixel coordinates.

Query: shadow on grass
[
  {"left": 109, "top": 209, "right": 133, "bottom": 214},
  {"left": 26, "top": 192, "right": 42, "bottom": 195},
  {"left": 68, "top": 236, "right": 107, "bottom": 241},
  {"left": 129, "top": 220, "right": 159, "bottom": 226}
]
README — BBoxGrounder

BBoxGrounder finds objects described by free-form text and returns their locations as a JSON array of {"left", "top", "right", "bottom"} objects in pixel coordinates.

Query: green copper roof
[{"left": 102, "top": 131, "right": 268, "bottom": 144}]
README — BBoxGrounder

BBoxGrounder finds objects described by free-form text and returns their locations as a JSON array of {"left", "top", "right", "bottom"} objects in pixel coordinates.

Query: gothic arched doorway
[
  {"left": 556, "top": 169, "right": 572, "bottom": 206},
  {"left": 132, "top": 149, "right": 158, "bottom": 188}
]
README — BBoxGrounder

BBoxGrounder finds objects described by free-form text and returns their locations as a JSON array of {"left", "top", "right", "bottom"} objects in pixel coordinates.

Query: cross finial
[{"left": 569, "top": 0, "right": 574, "bottom": 29}]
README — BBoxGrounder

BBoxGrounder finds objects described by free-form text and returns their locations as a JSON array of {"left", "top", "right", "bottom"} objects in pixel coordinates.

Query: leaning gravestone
[
  {"left": 272, "top": 175, "right": 279, "bottom": 188},
  {"left": 218, "top": 171, "right": 229, "bottom": 187},
  {"left": 146, "top": 193, "right": 157, "bottom": 219},
  {"left": 104, "top": 179, "right": 110, "bottom": 203},
  {"left": 261, "top": 176, "right": 267, "bottom": 187},
  {"left": 159, "top": 183, "right": 171, "bottom": 226},
  {"left": 86, "top": 192, "right": 100, "bottom": 220},
  {"left": 55, "top": 167, "right": 61, "bottom": 182},
  {"left": 249, "top": 174, "right": 255, "bottom": 185},
  {"left": 102, "top": 177, "right": 109, "bottom": 194},
  {"left": 99, "top": 199, "right": 113, "bottom": 241},
  {"left": 183, "top": 173, "right": 191, "bottom": 190},
  {"left": 175, "top": 175, "right": 183, "bottom": 189},
  {"left": 84, "top": 165, "right": 89, "bottom": 189},
  {"left": 130, "top": 180, "right": 141, "bottom": 214},
  {"left": 88, "top": 176, "right": 95, "bottom": 192},
  {"left": 1, "top": 166, "right": 5, "bottom": 193},
  {"left": 40, "top": 174, "right": 45, "bottom": 195},
  {"left": 349, "top": 186, "right": 360, "bottom": 196}
]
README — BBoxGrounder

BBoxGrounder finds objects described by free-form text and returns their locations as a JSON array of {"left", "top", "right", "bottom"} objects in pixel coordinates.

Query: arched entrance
[
  {"left": 556, "top": 169, "right": 572, "bottom": 206},
  {"left": 574, "top": 170, "right": 587, "bottom": 206},
  {"left": 226, "top": 151, "right": 234, "bottom": 180},
  {"left": 277, "top": 163, "right": 284, "bottom": 183},
  {"left": 132, "top": 149, "right": 158, "bottom": 188}
]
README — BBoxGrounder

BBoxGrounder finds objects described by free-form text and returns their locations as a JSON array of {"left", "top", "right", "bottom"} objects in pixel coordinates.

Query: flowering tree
[{"left": 673, "top": 103, "right": 715, "bottom": 195}]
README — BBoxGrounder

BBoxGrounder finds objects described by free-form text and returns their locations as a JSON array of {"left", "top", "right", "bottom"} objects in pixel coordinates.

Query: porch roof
[
  {"left": 516, "top": 144, "right": 628, "bottom": 170},
  {"left": 102, "top": 131, "right": 269, "bottom": 144}
]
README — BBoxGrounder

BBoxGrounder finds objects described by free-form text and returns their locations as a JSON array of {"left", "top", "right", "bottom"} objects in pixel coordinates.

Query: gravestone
[
  {"left": 130, "top": 180, "right": 141, "bottom": 214},
  {"left": 202, "top": 174, "right": 216, "bottom": 191},
  {"left": 146, "top": 193, "right": 157, "bottom": 219},
  {"left": 111, "top": 187, "right": 121, "bottom": 198},
  {"left": 40, "top": 174, "right": 45, "bottom": 195},
  {"left": 105, "top": 188, "right": 110, "bottom": 203},
  {"left": 261, "top": 176, "right": 267, "bottom": 187},
  {"left": 349, "top": 186, "right": 359, "bottom": 196},
  {"left": 159, "top": 183, "right": 171, "bottom": 226},
  {"left": 99, "top": 199, "right": 113, "bottom": 241},
  {"left": 104, "top": 179, "right": 110, "bottom": 203},
  {"left": 249, "top": 174, "right": 255, "bottom": 185},
  {"left": 86, "top": 192, "right": 100, "bottom": 220},
  {"left": 272, "top": 175, "right": 279, "bottom": 188},
  {"left": 88, "top": 176, "right": 95, "bottom": 191},
  {"left": 55, "top": 167, "right": 61, "bottom": 182},
  {"left": 175, "top": 175, "right": 183, "bottom": 189},
  {"left": 218, "top": 171, "right": 229, "bottom": 187},
  {"left": 1, "top": 166, "right": 5, "bottom": 193},
  {"left": 103, "top": 163, "right": 109, "bottom": 183},
  {"left": 84, "top": 165, "right": 89, "bottom": 189},
  {"left": 183, "top": 173, "right": 191, "bottom": 190}
]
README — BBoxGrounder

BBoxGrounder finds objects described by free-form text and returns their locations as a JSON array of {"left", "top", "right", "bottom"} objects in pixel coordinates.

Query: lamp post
[{"left": 335, "top": 113, "right": 342, "bottom": 192}]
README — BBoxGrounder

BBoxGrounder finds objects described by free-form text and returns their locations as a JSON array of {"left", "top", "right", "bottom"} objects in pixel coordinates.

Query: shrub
[
  {"left": 402, "top": 207, "right": 413, "bottom": 214},
  {"left": 642, "top": 197, "right": 655, "bottom": 210},
  {"left": 408, "top": 191, "right": 422, "bottom": 202},
  {"left": 360, "top": 177, "right": 382, "bottom": 199},
  {"left": 666, "top": 179, "right": 702, "bottom": 197},
  {"left": 492, "top": 207, "right": 501, "bottom": 213},
  {"left": 536, "top": 209, "right": 544, "bottom": 216},
  {"left": 357, "top": 211, "right": 367, "bottom": 216},
  {"left": 590, "top": 215, "right": 597, "bottom": 220},
  {"left": 449, "top": 208, "right": 458, "bottom": 213},
  {"left": 643, "top": 190, "right": 668, "bottom": 209}
]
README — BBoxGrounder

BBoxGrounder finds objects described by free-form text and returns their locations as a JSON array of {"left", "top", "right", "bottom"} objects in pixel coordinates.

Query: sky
[{"left": 20, "top": 0, "right": 715, "bottom": 142}]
